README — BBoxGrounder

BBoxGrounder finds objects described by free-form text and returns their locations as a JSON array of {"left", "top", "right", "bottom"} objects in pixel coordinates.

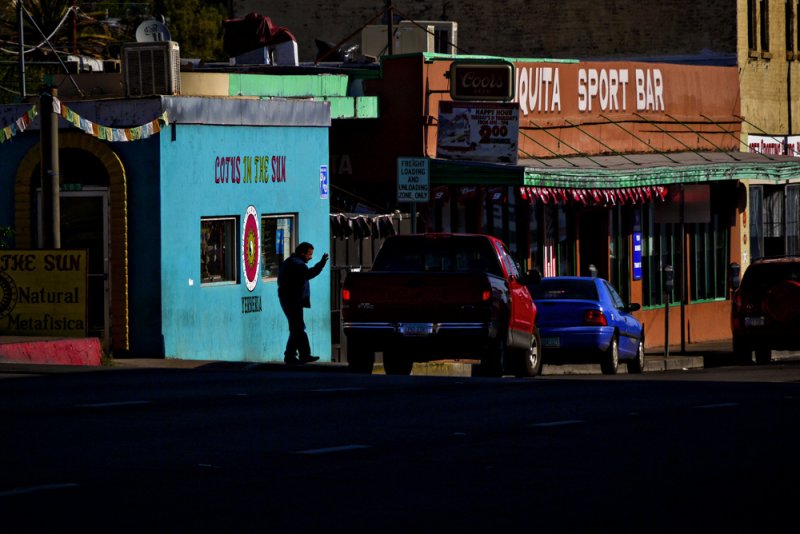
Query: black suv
[{"left": 731, "top": 256, "right": 800, "bottom": 364}]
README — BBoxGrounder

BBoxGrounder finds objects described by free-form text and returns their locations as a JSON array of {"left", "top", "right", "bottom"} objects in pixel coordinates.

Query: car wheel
[
  {"left": 754, "top": 347, "right": 772, "bottom": 365},
  {"left": 480, "top": 336, "right": 506, "bottom": 377},
  {"left": 514, "top": 329, "right": 542, "bottom": 378},
  {"left": 732, "top": 336, "right": 752, "bottom": 365},
  {"left": 600, "top": 334, "right": 619, "bottom": 375},
  {"left": 346, "top": 345, "right": 375, "bottom": 374},
  {"left": 627, "top": 338, "right": 645, "bottom": 374},
  {"left": 383, "top": 350, "right": 413, "bottom": 375}
]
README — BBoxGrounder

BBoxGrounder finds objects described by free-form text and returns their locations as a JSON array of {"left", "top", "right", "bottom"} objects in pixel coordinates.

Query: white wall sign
[{"left": 397, "top": 157, "right": 429, "bottom": 202}]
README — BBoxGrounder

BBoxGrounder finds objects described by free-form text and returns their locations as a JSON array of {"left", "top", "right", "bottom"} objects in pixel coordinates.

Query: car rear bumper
[
  {"left": 733, "top": 326, "right": 800, "bottom": 351},
  {"left": 343, "top": 322, "right": 496, "bottom": 359},
  {"left": 538, "top": 326, "right": 614, "bottom": 357}
]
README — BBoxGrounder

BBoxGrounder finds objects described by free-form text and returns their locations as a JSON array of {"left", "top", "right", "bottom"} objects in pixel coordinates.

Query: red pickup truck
[{"left": 341, "top": 233, "right": 540, "bottom": 377}]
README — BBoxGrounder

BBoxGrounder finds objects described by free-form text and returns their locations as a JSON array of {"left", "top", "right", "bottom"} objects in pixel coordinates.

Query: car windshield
[
  {"left": 372, "top": 236, "right": 503, "bottom": 276},
  {"left": 529, "top": 279, "right": 599, "bottom": 301},
  {"left": 741, "top": 262, "right": 800, "bottom": 292}
]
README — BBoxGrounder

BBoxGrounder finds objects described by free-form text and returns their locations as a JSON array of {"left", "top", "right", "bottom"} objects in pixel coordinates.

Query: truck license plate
[
  {"left": 399, "top": 323, "right": 433, "bottom": 336},
  {"left": 744, "top": 316, "right": 765, "bottom": 327},
  {"left": 542, "top": 336, "right": 560, "bottom": 348}
]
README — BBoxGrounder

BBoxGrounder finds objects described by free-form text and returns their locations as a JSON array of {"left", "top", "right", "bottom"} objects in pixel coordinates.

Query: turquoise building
[{"left": 0, "top": 94, "right": 335, "bottom": 362}]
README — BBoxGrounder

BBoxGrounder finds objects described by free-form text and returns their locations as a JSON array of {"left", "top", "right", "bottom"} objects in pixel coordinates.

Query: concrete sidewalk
[
  {"left": 3, "top": 336, "right": 797, "bottom": 377},
  {"left": 103, "top": 339, "right": 732, "bottom": 377}
]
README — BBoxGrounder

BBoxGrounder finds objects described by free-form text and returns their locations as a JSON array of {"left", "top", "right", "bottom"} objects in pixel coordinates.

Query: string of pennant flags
[{"left": 0, "top": 97, "right": 169, "bottom": 144}]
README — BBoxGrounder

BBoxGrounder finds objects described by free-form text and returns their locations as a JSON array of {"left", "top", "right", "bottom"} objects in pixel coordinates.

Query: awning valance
[
  {"left": 520, "top": 185, "right": 668, "bottom": 206},
  {"left": 430, "top": 151, "right": 800, "bottom": 189}
]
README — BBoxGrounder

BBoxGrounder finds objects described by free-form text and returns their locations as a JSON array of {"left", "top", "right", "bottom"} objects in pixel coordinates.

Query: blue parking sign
[{"left": 319, "top": 165, "right": 329, "bottom": 199}]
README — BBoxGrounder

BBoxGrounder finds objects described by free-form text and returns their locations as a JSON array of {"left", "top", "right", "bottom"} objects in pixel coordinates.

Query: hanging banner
[
  {"left": 0, "top": 100, "right": 168, "bottom": 144},
  {"left": 436, "top": 101, "right": 519, "bottom": 164}
]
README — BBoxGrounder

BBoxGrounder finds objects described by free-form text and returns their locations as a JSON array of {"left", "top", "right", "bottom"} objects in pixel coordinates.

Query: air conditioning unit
[
  {"left": 122, "top": 41, "right": 181, "bottom": 97},
  {"left": 361, "top": 21, "right": 458, "bottom": 57}
]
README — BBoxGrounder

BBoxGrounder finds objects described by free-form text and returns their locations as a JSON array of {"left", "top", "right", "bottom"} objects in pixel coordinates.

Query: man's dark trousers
[{"left": 280, "top": 299, "right": 311, "bottom": 359}]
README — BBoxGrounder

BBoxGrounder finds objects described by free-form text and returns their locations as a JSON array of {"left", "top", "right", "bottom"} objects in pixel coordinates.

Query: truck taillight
[
  {"left": 584, "top": 309, "right": 607, "bottom": 326},
  {"left": 342, "top": 288, "right": 351, "bottom": 302},
  {"left": 482, "top": 290, "right": 491, "bottom": 301}
]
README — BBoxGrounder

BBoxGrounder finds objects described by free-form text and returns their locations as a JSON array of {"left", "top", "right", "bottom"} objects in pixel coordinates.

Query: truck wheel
[
  {"left": 732, "top": 336, "right": 752, "bottom": 365},
  {"left": 755, "top": 347, "right": 772, "bottom": 365},
  {"left": 600, "top": 334, "right": 619, "bottom": 375},
  {"left": 480, "top": 338, "right": 506, "bottom": 377},
  {"left": 383, "top": 350, "right": 413, "bottom": 375},
  {"left": 514, "top": 330, "right": 542, "bottom": 377},
  {"left": 347, "top": 346, "right": 375, "bottom": 374}
]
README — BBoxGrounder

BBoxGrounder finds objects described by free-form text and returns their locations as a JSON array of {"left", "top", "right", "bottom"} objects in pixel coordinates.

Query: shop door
[
  {"left": 38, "top": 189, "right": 109, "bottom": 345},
  {"left": 578, "top": 209, "right": 609, "bottom": 279}
]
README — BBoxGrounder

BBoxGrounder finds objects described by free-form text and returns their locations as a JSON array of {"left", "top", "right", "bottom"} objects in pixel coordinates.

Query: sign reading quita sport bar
[{"left": 0, "top": 250, "right": 88, "bottom": 337}]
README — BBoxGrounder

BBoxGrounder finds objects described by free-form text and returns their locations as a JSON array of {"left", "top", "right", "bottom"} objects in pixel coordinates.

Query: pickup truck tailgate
[{"left": 343, "top": 272, "right": 498, "bottom": 323}]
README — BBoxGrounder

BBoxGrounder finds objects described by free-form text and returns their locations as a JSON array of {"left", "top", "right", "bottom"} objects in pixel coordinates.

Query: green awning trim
[
  {"left": 523, "top": 161, "right": 800, "bottom": 188},
  {"left": 430, "top": 154, "right": 800, "bottom": 189}
]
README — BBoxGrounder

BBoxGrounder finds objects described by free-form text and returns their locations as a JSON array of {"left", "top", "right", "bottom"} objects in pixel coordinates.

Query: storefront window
[
  {"left": 261, "top": 214, "right": 297, "bottom": 280},
  {"left": 641, "top": 205, "right": 682, "bottom": 307},
  {"left": 787, "top": 185, "right": 800, "bottom": 255},
  {"left": 556, "top": 205, "right": 575, "bottom": 276},
  {"left": 690, "top": 214, "right": 729, "bottom": 301},
  {"left": 749, "top": 185, "right": 764, "bottom": 260},
  {"left": 201, "top": 217, "right": 239, "bottom": 285},
  {"left": 610, "top": 206, "right": 631, "bottom": 304}
]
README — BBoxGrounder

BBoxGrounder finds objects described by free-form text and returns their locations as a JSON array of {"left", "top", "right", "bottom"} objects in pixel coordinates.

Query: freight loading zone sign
[
  {"left": 397, "top": 157, "right": 429, "bottom": 202},
  {"left": 0, "top": 250, "right": 88, "bottom": 336}
]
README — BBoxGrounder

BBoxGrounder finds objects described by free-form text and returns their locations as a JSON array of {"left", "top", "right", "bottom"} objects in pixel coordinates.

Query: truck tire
[
  {"left": 755, "top": 346, "right": 772, "bottom": 365},
  {"left": 732, "top": 336, "right": 752, "bottom": 365},
  {"left": 347, "top": 344, "right": 375, "bottom": 374},
  {"left": 479, "top": 337, "right": 506, "bottom": 377},
  {"left": 514, "top": 329, "right": 542, "bottom": 377},
  {"left": 600, "top": 334, "right": 619, "bottom": 375},
  {"left": 383, "top": 350, "right": 413, "bottom": 375}
]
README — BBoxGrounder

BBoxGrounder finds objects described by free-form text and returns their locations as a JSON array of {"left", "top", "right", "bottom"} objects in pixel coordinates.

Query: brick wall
[{"left": 232, "top": 0, "right": 736, "bottom": 62}]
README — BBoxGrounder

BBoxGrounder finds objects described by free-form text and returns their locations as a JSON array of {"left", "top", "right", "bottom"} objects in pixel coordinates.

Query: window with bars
[
  {"left": 641, "top": 205, "right": 682, "bottom": 307},
  {"left": 787, "top": 185, "right": 800, "bottom": 255},
  {"left": 761, "top": 0, "right": 771, "bottom": 53},
  {"left": 751, "top": 184, "right": 800, "bottom": 259},
  {"left": 610, "top": 205, "right": 631, "bottom": 304},
  {"left": 689, "top": 214, "right": 729, "bottom": 301}
]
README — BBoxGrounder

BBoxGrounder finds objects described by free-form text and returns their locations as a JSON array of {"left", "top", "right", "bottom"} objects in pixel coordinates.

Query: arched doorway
[{"left": 15, "top": 132, "right": 129, "bottom": 352}]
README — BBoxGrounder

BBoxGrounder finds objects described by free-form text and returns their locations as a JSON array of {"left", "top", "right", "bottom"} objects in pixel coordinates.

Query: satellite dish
[{"left": 135, "top": 20, "right": 172, "bottom": 42}]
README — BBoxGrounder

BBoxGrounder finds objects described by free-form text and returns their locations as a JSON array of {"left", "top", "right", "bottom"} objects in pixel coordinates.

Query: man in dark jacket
[{"left": 277, "top": 242, "right": 329, "bottom": 365}]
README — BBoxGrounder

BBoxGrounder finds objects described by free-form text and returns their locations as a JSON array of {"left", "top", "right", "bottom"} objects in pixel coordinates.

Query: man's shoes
[
  {"left": 284, "top": 355, "right": 300, "bottom": 365},
  {"left": 298, "top": 355, "right": 320, "bottom": 364}
]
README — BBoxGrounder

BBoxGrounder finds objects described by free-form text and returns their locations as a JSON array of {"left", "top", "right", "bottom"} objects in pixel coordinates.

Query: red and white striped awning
[{"left": 519, "top": 185, "right": 668, "bottom": 206}]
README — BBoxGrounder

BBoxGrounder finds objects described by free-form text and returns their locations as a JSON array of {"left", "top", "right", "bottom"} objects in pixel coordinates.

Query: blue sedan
[{"left": 527, "top": 276, "right": 645, "bottom": 374}]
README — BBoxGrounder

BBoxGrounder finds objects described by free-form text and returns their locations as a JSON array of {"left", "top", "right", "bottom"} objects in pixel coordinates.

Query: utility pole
[
  {"left": 18, "top": 0, "right": 26, "bottom": 98},
  {"left": 40, "top": 88, "right": 61, "bottom": 249},
  {"left": 71, "top": 0, "right": 78, "bottom": 55},
  {"left": 386, "top": 1, "right": 393, "bottom": 54}
]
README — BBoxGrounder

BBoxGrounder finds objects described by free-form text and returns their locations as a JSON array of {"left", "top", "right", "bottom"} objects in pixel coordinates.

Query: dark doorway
[{"left": 578, "top": 208, "right": 609, "bottom": 279}]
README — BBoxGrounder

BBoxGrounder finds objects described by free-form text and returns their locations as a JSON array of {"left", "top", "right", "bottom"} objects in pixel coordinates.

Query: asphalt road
[{"left": 1, "top": 361, "right": 799, "bottom": 533}]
